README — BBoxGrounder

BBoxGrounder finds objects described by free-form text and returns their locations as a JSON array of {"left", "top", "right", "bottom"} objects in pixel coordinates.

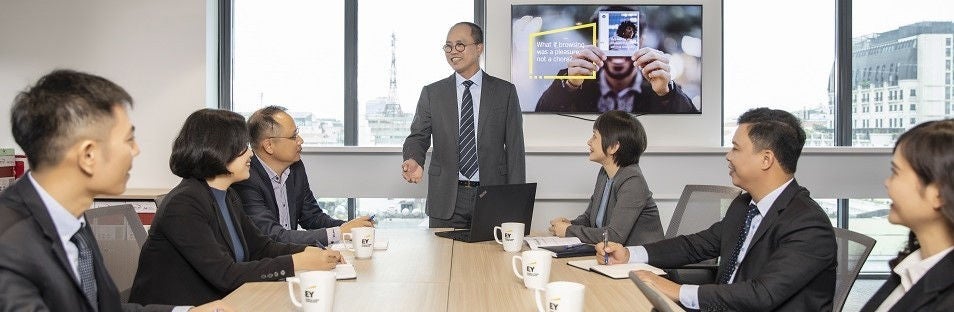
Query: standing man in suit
[
  {"left": 0, "top": 70, "right": 230, "bottom": 311},
  {"left": 234, "top": 106, "right": 373, "bottom": 246},
  {"left": 598, "top": 108, "right": 836, "bottom": 311},
  {"left": 401, "top": 22, "right": 526, "bottom": 228}
]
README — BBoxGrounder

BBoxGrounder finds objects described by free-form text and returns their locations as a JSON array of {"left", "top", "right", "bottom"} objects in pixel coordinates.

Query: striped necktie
[
  {"left": 458, "top": 80, "right": 478, "bottom": 179},
  {"left": 72, "top": 226, "right": 99, "bottom": 310},
  {"left": 720, "top": 203, "right": 760, "bottom": 284}
]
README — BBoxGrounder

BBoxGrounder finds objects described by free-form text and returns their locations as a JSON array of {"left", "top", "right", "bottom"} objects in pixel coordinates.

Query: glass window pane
[
  {"left": 357, "top": 1, "right": 473, "bottom": 146},
  {"left": 723, "top": 1, "right": 836, "bottom": 146},
  {"left": 233, "top": 0, "right": 346, "bottom": 146},
  {"left": 317, "top": 198, "right": 350, "bottom": 221},
  {"left": 850, "top": 1, "right": 954, "bottom": 146},
  {"left": 848, "top": 199, "right": 909, "bottom": 274},
  {"left": 355, "top": 198, "right": 427, "bottom": 228}
]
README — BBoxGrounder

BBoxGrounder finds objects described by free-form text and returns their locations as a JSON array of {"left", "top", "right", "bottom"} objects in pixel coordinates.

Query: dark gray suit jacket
[
  {"left": 0, "top": 177, "right": 172, "bottom": 312},
  {"left": 403, "top": 71, "right": 526, "bottom": 219},
  {"left": 644, "top": 180, "right": 836, "bottom": 311},
  {"left": 567, "top": 165, "right": 664, "bottom": 246},
  {"left": 860, "top": 250, "right": 954, "bottom": 312},
  {"left": 233, "top": 156, "right": 345, "bottom": 245}
]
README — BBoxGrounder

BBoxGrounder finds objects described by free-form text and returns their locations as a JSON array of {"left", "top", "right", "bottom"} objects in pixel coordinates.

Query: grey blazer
[
  {"left": 403, "top": 71, "right": 526, "bottom": 219},
  {"left": 566, "top": 165, "right": 664, "bottom": 246}
]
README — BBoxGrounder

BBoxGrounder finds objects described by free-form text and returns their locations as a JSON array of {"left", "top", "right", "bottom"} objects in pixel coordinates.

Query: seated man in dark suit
[
  {"left": 233, "top": 106, "right": 373, "bottom": 246},
  {"left": 0, "top": 69, "right": 230, "bottom": 311},
  {"left": 598, "top": 108, "right": 836, "bottom": 311}
]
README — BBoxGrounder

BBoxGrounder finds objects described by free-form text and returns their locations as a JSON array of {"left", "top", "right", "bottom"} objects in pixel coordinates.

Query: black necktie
[
  {"left": 458, "top": 80, "right": 478, "bottom": 179},
  {"left": 720, "top": 203, "right": 760, "bottom": 284},
  {"left": 72, "top": 226, "right": 99, "bottom": 310}
]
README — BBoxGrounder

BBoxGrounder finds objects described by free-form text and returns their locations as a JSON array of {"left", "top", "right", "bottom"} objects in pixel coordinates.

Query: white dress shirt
[
  {"left": 875, "top": 246, "right": 954, "bottom": 312},
  {"left": 28, "top": 173, "right": 84, "bottom": 283}
]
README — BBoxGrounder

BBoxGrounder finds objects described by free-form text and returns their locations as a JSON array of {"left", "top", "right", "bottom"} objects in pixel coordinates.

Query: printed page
[
  {"left": 524, "top": 236, "right": 583, "bottom": 249},
  {"left": 334, "top": 263, "right": 358, "bottom": 280}
]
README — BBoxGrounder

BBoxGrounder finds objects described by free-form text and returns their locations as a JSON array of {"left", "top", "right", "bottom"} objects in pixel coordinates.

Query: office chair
[
  {"left": 833, "top": 228, "right": 876, "bottom": 312},
  {"left": 84, "top": 204, "right": 148, "bottom": 303},
  {"left": 662, "top": 185, "right": 742, "bottom": 285}
]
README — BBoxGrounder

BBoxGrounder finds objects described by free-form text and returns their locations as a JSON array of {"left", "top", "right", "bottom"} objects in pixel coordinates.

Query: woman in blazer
[
  {"left": 549, "top": 110, "right": 664, "bottom": 246},
  {"left": 129, "top": 109, "right": 343, "bottom": 306},
  {"left": 861, "top": 119, "right": 954, "bottom": 312}
]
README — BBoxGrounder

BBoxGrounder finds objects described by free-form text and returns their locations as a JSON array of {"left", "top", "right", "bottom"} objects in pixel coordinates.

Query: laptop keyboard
[{"left": 435, "top": 230, "right": 470, "bottom": 241}]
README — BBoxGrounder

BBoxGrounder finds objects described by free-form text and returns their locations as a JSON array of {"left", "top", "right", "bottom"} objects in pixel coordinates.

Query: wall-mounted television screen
[{"left": 511, "top": 5, "right": 702, "bottom": 114}]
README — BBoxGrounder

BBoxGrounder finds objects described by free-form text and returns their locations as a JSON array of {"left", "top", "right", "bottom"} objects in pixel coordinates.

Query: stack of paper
[{"left": 524, "top": 236, "right": 583, "bottom": 250}]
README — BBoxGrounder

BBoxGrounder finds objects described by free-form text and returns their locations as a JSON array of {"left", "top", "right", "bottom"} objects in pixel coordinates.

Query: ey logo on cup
[
  {"left": 304, "top": 285, "right": 319, "bottom": 303},
  {"left": 361, "top": 235, "right": 372, "bottom": 248},
  {"left": 548, "top": 298, "right": 561, "bottom": 312},
  {"left": 527, "top": 261, "right": 539, "bottom": 277},
  {"left": 504, "top": 230, "right": 514, "bottom": 242}
]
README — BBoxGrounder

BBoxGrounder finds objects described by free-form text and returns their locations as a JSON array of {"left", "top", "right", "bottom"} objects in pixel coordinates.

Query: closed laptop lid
[{"left": 465, "top": 183, "right": 537, "bottom": 242}]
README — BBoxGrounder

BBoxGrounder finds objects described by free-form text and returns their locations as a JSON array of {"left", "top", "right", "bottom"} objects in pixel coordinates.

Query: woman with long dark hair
[{"left": 861, "top": 119, "right": 954, "bottom": 311}]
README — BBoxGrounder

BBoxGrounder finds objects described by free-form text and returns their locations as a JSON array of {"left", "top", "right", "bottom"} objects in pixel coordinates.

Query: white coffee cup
[
  {"left": 535, "top": 281, "right": 585, "bottom": 312},
  {"left": 343, "top": 227, "right": 375, "bottom": 259},
  {"left": 512, "top": 249, "right": 553, "bottom": 289},
  {"left": 494, "top": 222, "right": 525, "bottom": 252},
  {"left": 287, "top": 271, "right": 336, "bottom": 312}
]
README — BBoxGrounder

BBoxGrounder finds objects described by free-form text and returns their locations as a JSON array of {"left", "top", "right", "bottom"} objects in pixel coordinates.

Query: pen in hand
[{"left": 602, "top": 230, "right": 610, "bottom": 264}]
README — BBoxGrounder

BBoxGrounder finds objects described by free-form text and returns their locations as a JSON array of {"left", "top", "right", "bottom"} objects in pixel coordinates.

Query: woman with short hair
[{"left": 549, "top": 110, "right": 664, "bottom": 246}]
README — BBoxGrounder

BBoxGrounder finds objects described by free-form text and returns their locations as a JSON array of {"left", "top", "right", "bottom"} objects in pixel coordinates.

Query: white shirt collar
[
  {"left": 749, "top": 179, "right": 794, "bottom": 216},
  {"left": 456, "top": 69, "right": 483, "bottom": 87},
  {"left": 27, "top": 173, "right": 86, "bottom": 241},
  {"left": 894, "top": 246, "right": 954, "bottom": 291}
]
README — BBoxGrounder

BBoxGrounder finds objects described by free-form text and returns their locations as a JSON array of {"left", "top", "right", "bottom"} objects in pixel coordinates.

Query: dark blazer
[
  {"left": 567, "top": 165, "right": 664, "bottom": 246},
  {"left": 403, "top": 71, "right": 526, "bottom": 219},
  {"left": 535, "top": 69, "right": 698, "bottom": 114},
  {"left": 860, "top": 250, "right": 954, "bottom": 312},
  {"left": 643, "top": 180, "right": 836, "bottom": 311},
  {"left": 0, "top": 177, "right": 172, "bottom": 312},
  {"left": 233, "top": 156, "right": 345, "bottom": 245},
  {"left": 129, "top": 178, "right": 307, "bottom": 306}
]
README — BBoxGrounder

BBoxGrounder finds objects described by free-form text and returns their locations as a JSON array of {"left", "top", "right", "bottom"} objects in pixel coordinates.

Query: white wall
[{"left": 0, "top": 0, "right": 208, "bottom": 189}]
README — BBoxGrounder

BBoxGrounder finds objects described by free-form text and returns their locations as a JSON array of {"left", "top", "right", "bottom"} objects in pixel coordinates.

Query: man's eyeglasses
[
  {"left": 443, "top": 42, "right": 480, "bottom": 53},
  {"left": 269, "top": 129, "right": 300, "bottom": 141}
]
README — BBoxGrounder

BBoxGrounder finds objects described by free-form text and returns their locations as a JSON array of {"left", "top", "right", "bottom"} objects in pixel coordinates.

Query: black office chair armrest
[{"left": 662, "top": 261, "right": 719, "bottom": 285}]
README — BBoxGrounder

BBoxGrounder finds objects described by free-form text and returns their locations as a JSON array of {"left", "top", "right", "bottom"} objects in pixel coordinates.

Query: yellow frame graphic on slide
[{"left": 527, "top": 23, "right": 597, "bottom": 80}]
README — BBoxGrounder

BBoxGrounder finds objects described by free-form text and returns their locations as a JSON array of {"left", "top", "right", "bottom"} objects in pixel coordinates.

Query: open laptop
[
  {"left": 434, "top": 183, "right": 536, "bottom": 243},
  {"left": 629, "top": 271, "right": 686, "bottom": 312}
]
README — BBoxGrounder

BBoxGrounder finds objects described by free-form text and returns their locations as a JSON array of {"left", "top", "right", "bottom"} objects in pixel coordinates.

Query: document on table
[
  {"left": 334, "top": 263, "right": 358, "bottom": 280},
  {"left": 566, "top": 259, "right": 666, "bottom": 279},
  {"left": 524, "top": 236, "right": 583, "bottom": 250}
]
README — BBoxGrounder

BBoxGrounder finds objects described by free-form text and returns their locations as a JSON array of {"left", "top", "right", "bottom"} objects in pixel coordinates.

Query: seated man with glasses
[
  {"left": 401, "top": 22, "right": 526, "bottom": 228},
  {"left": 234, "top": 106, "right": 373, "bottom": 246}
]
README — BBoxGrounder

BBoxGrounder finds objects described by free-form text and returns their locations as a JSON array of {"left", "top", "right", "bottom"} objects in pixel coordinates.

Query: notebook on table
[
  {"left": 566, "top": 259, "right": 666, "bottom": 279},
  {"left": 434, "top": 183, "right": 537, "bottom": 243}
]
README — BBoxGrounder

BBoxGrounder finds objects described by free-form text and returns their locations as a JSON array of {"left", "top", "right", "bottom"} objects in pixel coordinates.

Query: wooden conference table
[{"left": 223, "top": 228, "right": 668, "bottom": 311}]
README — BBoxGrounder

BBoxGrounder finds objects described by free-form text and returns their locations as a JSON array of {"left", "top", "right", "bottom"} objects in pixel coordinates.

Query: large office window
[
  {"left": 232, "top": 0, "right": 346, "bottom": 146},
  {"left": 357, "top": 1, "right": 473, "bottom": 146},
  {"left": 850, "top": 0, "right": 954, "bottom": 146},
  {"left": 723, "top": 0, "right": 836, "bottom": 147}
]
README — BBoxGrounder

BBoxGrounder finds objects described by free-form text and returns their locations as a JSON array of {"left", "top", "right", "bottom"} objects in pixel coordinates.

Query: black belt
[{"left": 458, "top": 180, "right": 480, "bottom": 187}]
